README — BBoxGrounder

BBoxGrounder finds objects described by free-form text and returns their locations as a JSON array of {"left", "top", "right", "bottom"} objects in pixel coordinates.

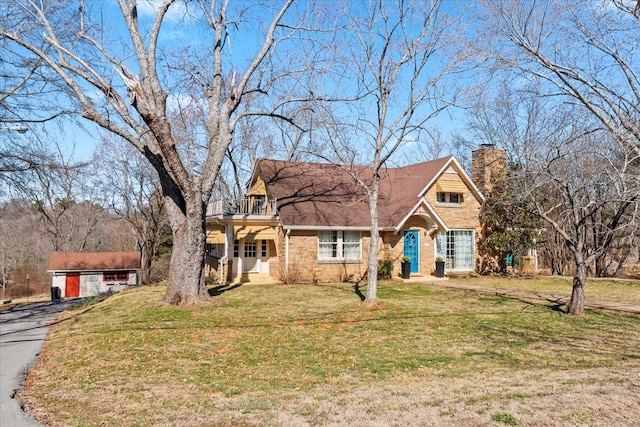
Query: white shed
[{"left": 47, "top": 251, "right": 141, "bottom": 299}]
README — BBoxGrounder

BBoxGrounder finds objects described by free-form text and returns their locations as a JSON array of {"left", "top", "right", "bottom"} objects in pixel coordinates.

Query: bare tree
[
  {"left": 93, "top": 135, "right": 168, "bottom": 284},
  {"left": 13, "top": 139, "right": 106, "bottom": 253},
  {"left": 480, "top": 0, "right": 640, "bottom": 163},
  {"left": 0, "top": 202, "right": 25, "bottom": 297},
  {"left": 528, "top": 131, "right": 638, "bottom": 314},
  {"left": 0, "top": 126, "right": 53, "bottom": 195},
  {"left": 317, "top": 0, "right": 467, "bottom": 307},
  {"left": 1, "top": 0, "right": 324, "bottom": 304},
  {"left": 477, "top": 0, "right": 640, "bottom": 314},
  {"left": 0, "top": 132, "right": 37, "bottom": 174},
  {"left": 461, "top": 85, "right": 639, "bottom": 314}
]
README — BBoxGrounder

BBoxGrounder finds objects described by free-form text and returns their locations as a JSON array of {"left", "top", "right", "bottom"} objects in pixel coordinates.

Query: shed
[{"left": 47, "top": 252, "right": 141, "bottom": 298}]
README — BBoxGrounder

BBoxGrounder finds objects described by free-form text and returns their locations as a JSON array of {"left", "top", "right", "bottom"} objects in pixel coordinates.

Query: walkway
[{"left": 404, "top": 275, "right": 640, "bottom": 315}]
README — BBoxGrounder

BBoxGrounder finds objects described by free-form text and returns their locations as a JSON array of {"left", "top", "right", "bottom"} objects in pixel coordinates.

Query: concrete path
[
  {"left": 0, "top": 299, "right": 78, "bottom": 426},
  {"left": 406, "top": 276, "right": 640, "bottom": 314}
]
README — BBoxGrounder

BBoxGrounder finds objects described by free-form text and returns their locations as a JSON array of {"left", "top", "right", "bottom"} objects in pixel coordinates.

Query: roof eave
[{"left": 394, "top": 198, "right": 449, "bottom": 232}]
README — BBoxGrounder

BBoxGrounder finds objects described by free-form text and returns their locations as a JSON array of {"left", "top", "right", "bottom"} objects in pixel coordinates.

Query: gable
[
  {"left": 420, "top": 157, "right": 484, "bottom": 204},
  {"left": 246, "top": 175, "right": 268, "bottom": 197},
  {"left": 435, "top": 167, "right": 468, "bottom": 193}
]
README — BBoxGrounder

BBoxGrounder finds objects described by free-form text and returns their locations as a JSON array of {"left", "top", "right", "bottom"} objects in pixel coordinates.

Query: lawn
[
  {"left": 23, "top": 281, "right": 640, "bottom": 426},
  {"left": 451, "top": 275, "right": 640, "bottom": 306}
]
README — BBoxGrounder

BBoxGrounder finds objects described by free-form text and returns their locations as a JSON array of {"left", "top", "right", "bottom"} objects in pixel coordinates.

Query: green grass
[
  {"left": 492, "top": 412, "right": 520, "bottom": 425},
  {"left": 24, "top": 281, "right": 640, "bottom": 426}
]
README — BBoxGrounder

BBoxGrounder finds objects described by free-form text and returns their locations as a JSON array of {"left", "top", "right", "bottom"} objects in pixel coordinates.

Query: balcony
[{"left": 207, "top": 197, "right": 277, "bottom": 216}]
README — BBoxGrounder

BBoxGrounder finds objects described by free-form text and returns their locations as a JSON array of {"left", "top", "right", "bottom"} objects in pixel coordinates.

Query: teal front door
[{"left": 403, "top": 231, "right": 419, "bottom": 273}]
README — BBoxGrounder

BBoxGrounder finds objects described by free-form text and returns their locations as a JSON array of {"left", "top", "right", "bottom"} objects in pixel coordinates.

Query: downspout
[{"left": 285, "top": 228, "right": 291, "bottom": 271}]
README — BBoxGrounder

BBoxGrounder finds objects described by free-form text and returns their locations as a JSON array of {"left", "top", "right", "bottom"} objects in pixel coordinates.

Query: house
[
  {"left": 47, "top": 251, "right": 141, "bottom": 298},
  {"left": 206, "top": 149, "right": 500, "bottom": 284}
]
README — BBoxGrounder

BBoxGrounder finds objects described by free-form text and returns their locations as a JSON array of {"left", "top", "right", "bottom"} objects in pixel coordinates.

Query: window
[
  {"left": 436, "top": 192, "right": 463, "bottom": 204},
  {"left": 319, "top": 230, "right": 338, "bottom": 258},
  {"left": 244, "top": 241, "right": 257, "bottom": 257},
  {"left": 261, "top": 240, "right": 267, "bottom": 257},
  {"left": 104, "top": 271, "right": 128, "bottom": 282},
  {"left": 318, "top": 230, "right": 361, "bottom": 261},
  {"left": 436, "top": 230, "right": 474, "bottom": 270},
  {"left": 233, "top": 240, "right": 239, "bottom": 257}
]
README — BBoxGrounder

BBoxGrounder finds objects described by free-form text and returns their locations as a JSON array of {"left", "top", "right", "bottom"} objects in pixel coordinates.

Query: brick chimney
[{"left": 471, "top": 144, "right": 506, "bottom": 195}]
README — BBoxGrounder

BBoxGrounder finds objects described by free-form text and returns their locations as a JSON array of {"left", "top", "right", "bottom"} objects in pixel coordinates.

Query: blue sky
[{"left": 38, "top": 0, "right": 478, "bottom": 166}]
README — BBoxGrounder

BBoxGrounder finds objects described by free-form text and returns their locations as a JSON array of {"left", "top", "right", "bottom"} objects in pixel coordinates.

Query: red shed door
[{"left": 65, "top": 274, "right": 80, "bottom": 298}]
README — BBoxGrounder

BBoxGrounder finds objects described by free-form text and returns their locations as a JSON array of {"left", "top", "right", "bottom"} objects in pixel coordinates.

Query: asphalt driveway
[{"left": 0, "top": 299, "right": 78, "bottom": 426}]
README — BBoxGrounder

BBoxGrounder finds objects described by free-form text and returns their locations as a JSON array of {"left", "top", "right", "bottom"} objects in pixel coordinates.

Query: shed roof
[
  {"left": 256, "top": 157, "right": 461, "bottom": 228},
  {"left": 48, "top": 252, "right": 141, "bottom": 272}
]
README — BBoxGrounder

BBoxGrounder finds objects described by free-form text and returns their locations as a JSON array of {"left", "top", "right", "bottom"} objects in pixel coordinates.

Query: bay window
[{"left": 436, "top": 230, "right": 474, "bottom": 270}]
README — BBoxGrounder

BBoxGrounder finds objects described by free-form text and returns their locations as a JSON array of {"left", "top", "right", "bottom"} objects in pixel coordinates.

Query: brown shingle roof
[
  {"left": 47, "top": 252, "right": 141, "bottom": 272},
  {"left": 258, "top": 157, "right": 453, "bottom": 228}
]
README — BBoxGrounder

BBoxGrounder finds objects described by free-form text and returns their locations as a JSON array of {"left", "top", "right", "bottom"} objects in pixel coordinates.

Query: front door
[
  {"left": 243, "top": 240, "right": 259, "bottom": 273},
  {"left": 65, "top": 273, "right": 80, "bottom": 298},
  {"left": 403, "top": 231, "right": 419, "bottom": 273}
]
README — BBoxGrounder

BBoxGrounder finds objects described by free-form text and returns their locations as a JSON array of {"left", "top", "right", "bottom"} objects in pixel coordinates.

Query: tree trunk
[
  {"left": 567, "top": 263, "right": 587, "bottom": 315},
  {"left": 139, "top": 240, "right": 155, "bottom": 285},
  {"left": 365, "top": 180, "right": 380, "bottom": 308},
  {"left": 594, "top": 253, "right": 608, "bottom": 277},
  {"left": 162, "top": 197, "right": 208, "bottom": 305}
]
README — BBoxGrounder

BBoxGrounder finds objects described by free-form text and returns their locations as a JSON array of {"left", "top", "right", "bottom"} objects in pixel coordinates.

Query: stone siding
[
  {"left": 471, "top": 147, "right": 506, "bottom": 195},
  {"left": 427, "top": 184, "right": 482, "bottom": 230},
  {"left": 282, "top": 230, "right": 370, "bottom": 283}
]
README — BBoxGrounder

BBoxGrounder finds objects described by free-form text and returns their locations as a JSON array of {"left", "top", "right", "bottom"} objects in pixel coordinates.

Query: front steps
[{"left": 229, "top": 272, "right": 277, "bottom": 285}]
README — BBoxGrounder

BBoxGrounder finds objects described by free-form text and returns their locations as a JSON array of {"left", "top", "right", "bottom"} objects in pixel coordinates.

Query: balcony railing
[{"left": 207, "top": 197, "right": 277, "bottom": 216}]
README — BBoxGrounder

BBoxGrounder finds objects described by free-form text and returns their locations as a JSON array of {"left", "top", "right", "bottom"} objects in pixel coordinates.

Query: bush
[
  {"left": 4, "top": 280, "right": 49, "bottom": 299},
  {"left": 204, "top": 275, "right": 219, "bottom": 287},
  {"left": 277, "top": 262, "right": 302, "bottom": 285},
  {"left": 342, "top": 273, "right": 355, "bottom": 283},
  {"left": 377, "top": 259, "right": 393, "bottom": 280}
]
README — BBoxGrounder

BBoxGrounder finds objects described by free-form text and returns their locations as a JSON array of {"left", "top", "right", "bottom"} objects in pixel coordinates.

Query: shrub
[
  {"left": 342, "top": 273, "right": 355, "bottom": 283},
  {"left": 277, "top": 262, "right": 302, "bottom": 285},
  {"left": 377, "top": 259, "right": 393, "bottom": 279},
  {"left": 4, "top": 279, "right": 49, "bottom": 299},
  {"left": 204, "top": 275, "right": 219, "bottom": 287}
]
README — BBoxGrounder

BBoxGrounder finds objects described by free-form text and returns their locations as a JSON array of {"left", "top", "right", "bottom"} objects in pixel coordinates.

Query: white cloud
[{"left": 136, "top": 0, "right": 190, "bottom": 22}]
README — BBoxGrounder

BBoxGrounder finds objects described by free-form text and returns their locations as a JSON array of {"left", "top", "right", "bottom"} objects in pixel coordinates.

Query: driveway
[{"left": 0, "top": 299, "right": 78, "bottom": 426}]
